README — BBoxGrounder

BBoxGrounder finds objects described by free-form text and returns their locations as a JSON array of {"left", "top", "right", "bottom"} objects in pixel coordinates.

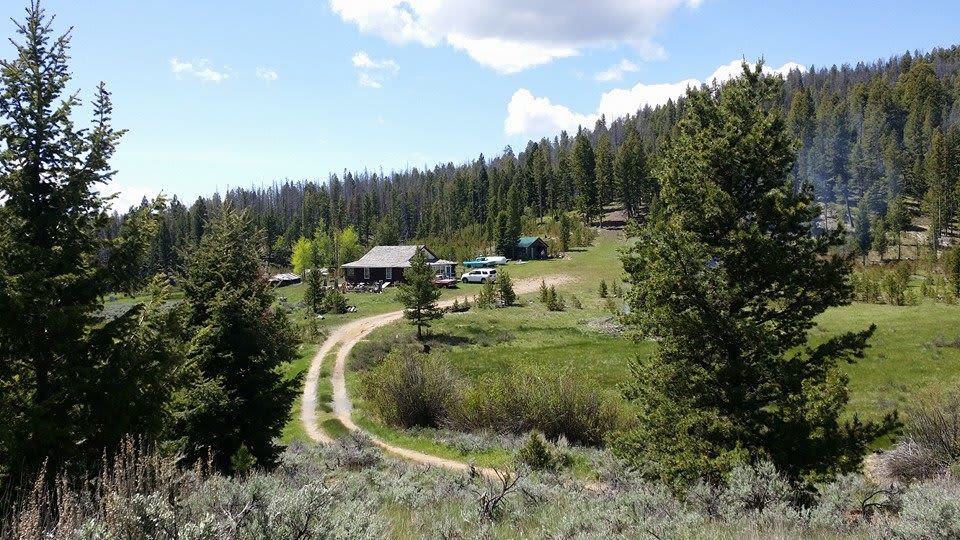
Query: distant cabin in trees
[
  {"left": 514, "top": 236, "right": 549, "bottom": 260},
  {"left": 342, "top": 245, "right": 455, "bottom": 284}
]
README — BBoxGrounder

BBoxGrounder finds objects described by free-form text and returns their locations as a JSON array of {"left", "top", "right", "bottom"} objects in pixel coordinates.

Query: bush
[
  {"left": 322, "top": 287, "right": 349, "bottom": 314},
  {"left": 884, "top": 479, "right": 960, "bottom": 539},
  {"left": 321, "top": 431, "right": 382, "bottom": 469},
  {"left": 570, "top": 295, "right": 582, "bottom": 309},
  {"left": 515, "top": 432, "right": 573, "bottom": 471},
  {"left": 475, "top": 279, "right": 497, "bottom": 309},
  {"left": 451, "top": 370, "right": 625, "bottom": 446},
  {"left": 878, "top": 387, "right": 960, "bottom": 482},
  {"left": 599, "top": 280, "right": 608, "bottom": 298},
  {"left": 359, "top": 350, "right": 461, "bottom": 428},
  {"left": 351, "top": 332, "right": 417, "bottom": 371},
  {"left": 497, "top": 269, "right": 517, "bottom": 306},
  {"left": 542, "top": 285, "right": 565, "bottom": 311},
  {"left": 611, "top": 281, "right": 623, "bottom": 298},
  {"left": 943, "top": 245, "right": 960, "bottom": 296}
]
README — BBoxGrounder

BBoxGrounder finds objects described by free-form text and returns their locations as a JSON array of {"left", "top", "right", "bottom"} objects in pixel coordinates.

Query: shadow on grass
[{"left": 322, "top": 418, "right": 350, "bottom": 439}]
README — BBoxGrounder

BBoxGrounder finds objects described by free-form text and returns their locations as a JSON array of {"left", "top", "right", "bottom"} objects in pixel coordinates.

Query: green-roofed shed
[{"left": 515, "top": 236, "right": 549, "bottom": 260}]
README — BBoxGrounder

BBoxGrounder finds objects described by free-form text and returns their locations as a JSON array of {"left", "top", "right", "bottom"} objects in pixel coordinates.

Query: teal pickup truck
[{"left": 462, "top": 255, "right": 508, "bottom": 268}]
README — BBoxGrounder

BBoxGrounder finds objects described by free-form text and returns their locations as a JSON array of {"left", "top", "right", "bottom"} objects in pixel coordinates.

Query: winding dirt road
[{"left": 300, "top": 274, "right": 574, "bottom": 472}]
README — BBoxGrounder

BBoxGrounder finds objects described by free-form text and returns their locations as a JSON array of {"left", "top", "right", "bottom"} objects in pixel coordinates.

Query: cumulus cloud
[
  {"left": 594, "top": 59, "right": 641, "bottom": 82},
  {"left": 98, "top": 181, "right": 159, "bottom": 212},
  {"left": 352, "top": 51, "right": 399, "bottom": 88},
  {"left": 505, "top": 59, "right": 804, "bottom": 137},
  {"left": 330, "top": 0, "right": 703, "bottom": 73},
  {"left": 169, "top": 57, "right": 228, "bottom": 83},
  {"left": 256, "top": 67, "right": 278, "bottom": 81}
]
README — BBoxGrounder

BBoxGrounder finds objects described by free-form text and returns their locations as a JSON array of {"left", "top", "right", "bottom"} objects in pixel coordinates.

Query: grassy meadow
[{"left": 341, "top": 231, "right": 960, "bottom": 462}]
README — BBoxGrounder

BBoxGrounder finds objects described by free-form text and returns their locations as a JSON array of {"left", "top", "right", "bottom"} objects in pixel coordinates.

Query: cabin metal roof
[
  {"left": 517, "top": 236, "right": 545, "bottom": 248},
  {"left": 341, "top": 245, "right": 437, "bottom": 268}
]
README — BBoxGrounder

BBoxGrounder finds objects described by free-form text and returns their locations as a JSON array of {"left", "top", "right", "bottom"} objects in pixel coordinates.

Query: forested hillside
[{"left": 132, "top": 45, "right": 960, "bottom": 272}]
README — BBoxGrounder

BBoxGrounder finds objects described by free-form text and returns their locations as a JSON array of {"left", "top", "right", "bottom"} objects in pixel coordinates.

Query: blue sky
[{"left": 3, "top": 0, "right": 960, "bottom": 209}]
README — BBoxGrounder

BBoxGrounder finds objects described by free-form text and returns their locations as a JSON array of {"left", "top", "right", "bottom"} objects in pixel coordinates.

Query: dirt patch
[
  {"left": 513, "top": 274, "right": 576, "bottom": 293},
  {"left": 584, "top": 316, "right": 625, "bottom": 335}
]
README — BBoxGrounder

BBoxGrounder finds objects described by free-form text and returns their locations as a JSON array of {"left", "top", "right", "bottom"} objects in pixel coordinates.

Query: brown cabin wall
[{"left": 344, "top": 266, "right": 406, "bottom": 284}]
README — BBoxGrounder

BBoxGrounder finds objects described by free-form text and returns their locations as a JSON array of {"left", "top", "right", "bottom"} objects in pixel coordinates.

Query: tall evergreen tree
[
  {"left": 571, "top": 130, "right": 598, "bottom": 225},
  {"left": 854, "top": 205, "right": 873, "bottom": 264},
  {"left": 395, "top": 249, "right": 443, "bottom": 340},
  {"left": 922, "top": 130, "right": 950, "bottom": 253},
  {"left": 594, "top": 133, "right": 614, "bottom": 227},
  {"left": 613, "top": 64, "right": 895, "bottom": 485},
  {"left": 177, "top": 207, "right": 299, "bottom": 472},
  {"left": 887, "top": 196, "right": 910, "bottom": 260},
  {"left": 614, "top": 130, "right": 649, "bottom": 219},
  {"left": 0, "top": 3, "right": 176, "bottom": 484}
]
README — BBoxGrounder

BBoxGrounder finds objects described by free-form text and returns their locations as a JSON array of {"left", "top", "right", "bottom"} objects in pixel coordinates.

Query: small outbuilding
[
  {"left": 514, "top": 236, "right": 549, "bottom": 260},
  {"left": 268, "top": 273, "right": 302, "bottom": 287},
  {"left": 342, "top": 245, "right": 453, "bottom": 284}
]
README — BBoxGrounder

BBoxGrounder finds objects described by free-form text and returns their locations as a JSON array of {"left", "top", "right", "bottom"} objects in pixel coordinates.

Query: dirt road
[{"left": 300, "top": 274, "right": 574, "bottom": 472}]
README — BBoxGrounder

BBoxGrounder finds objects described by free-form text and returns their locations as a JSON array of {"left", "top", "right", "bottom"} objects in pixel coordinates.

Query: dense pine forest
[{"left": 132, "top": 44, "right": 960, "bottom": 273}]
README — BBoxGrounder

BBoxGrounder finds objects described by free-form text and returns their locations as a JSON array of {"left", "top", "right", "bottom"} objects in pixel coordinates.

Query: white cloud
[
  {"left": 256, "top": 67, "right": 279, "bottom": 82},
  {"left": 594, "top": 59, "right": 641, "bottom": 82},
  {"left": 504, "top": 89, "right": 595, "bottom": 137},
  {"left": 505, "top": 60, "right": 804, "bottom": 137},
  {"left": 352, "top": 51, "right": 399, "bottom": 88},
  {"left": 705, "top": 59, "right": 804, "bottom": 84},
  {"left": 330, "top": 0, "right": 703, "bottom": 73},
  {"left": 98, "top": 181, "right": 159, "bottom": 212},
  {"left": 169, "top": 57, "right": 228, "bottom": 83},
  {"left": 358, "top": 73, "right": 383, "bottom": 88},
  {"left": 351, "top": 51, "right": 399, "bottom": 72}
]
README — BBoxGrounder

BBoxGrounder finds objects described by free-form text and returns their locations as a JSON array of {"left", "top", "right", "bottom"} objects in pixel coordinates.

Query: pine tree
[
  {"left": 178, "top": 207, "right": 299, "bottom": 472},
  {"left": 887, "top": 196, "right": 910, "bottom": 260},
  {"left": 0, "top": 3, "right": 182, "bottom": 484},
  {"left": 571, "top": 129, "right": 598, "bottom": 225},
  {"left": 855, "top": 205, "right": 873, "bottom": 265},
  {"left": 922, "top": 130, "right": 950, "bottom": 253},
  {"left": 614, "top": 130, "right": 648, "bottom": 219},
  {"left": 594, "top": 133, "right": 614, "bottom": 227},
  {"left": 497, "top": 269, "right": 516, "bottom": 306},
  {"left": 558, "top": 214, "right": 572, "bottom": 252},
  {"left": 871, "top": 216, "right": 889, "bottom": 262},
  {"left": 613, "top": 63, "right": 895, "bottom": 485},
  {"left": 494, "top": 211, "right": 515, "bottom": 257},
  {"left": 395, "top": 249, "right": 443, "bottom": 340},
  {"left": 303, "top": 267, "right": 325, "bottom": 313}
]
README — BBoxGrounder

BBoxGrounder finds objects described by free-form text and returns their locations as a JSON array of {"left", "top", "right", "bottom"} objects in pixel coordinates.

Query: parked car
[
  {"left": 461, "top": 268, "right": 497, "bottom": 284},
  {"left": 432, "top": 273, "right": 458, "bottom": 288},
  {"left": 462, "top": 255, "right": 508, "bottom": 268}
]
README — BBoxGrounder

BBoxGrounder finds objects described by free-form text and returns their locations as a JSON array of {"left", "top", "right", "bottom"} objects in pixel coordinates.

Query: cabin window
[
  {"left": 363, "top": 267, "right": 370, "bottom": 280},
  {"left": 346, "top": 267, "right": 354, "bottom": 277},
  {"left": 385, "top": 267, "right": 393, "bottom": 280}
]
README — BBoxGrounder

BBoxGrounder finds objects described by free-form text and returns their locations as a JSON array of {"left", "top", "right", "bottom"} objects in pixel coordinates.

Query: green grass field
[
  {"left": 345, "top": 232, "right": 960, "bottom": 458},
  {"left": 279, "top": 343, "right": 319, "bottom": 443}
]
